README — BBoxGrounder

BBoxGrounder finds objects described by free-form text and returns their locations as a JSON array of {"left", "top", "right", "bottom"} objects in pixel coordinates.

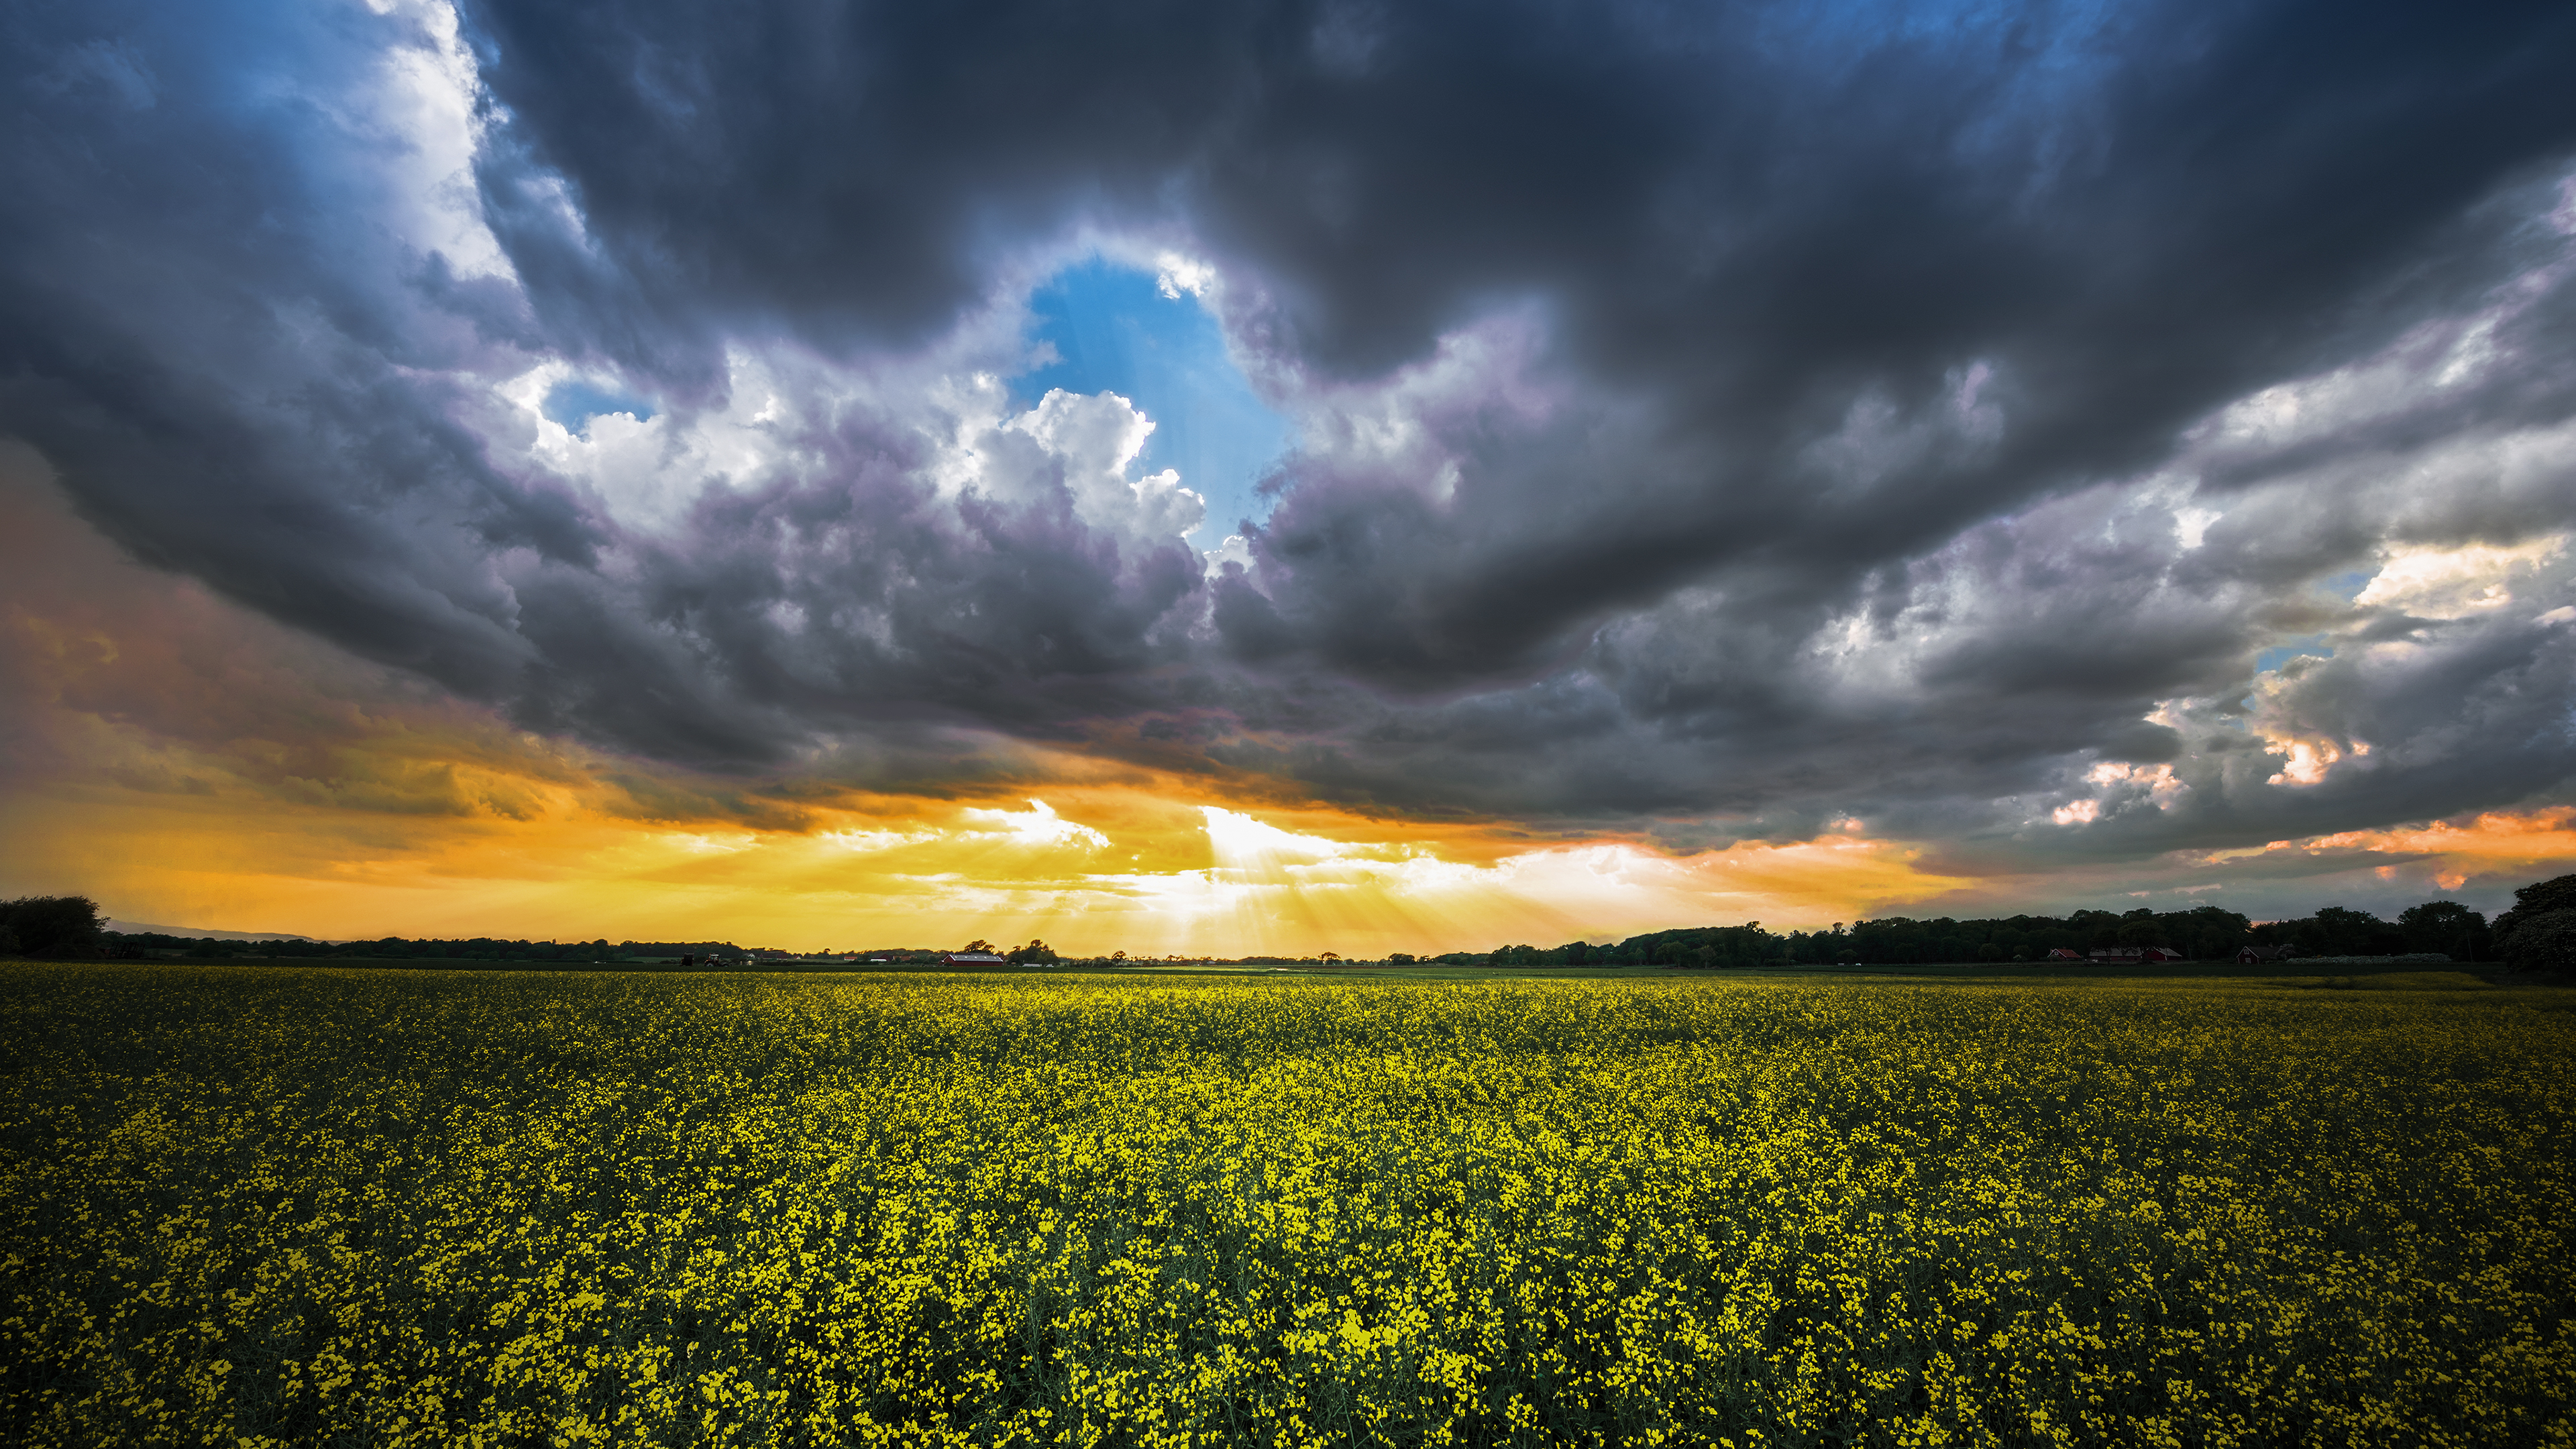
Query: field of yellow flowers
[{"left": 1, "top": 965, "right": 2570, "bottom": 1447}]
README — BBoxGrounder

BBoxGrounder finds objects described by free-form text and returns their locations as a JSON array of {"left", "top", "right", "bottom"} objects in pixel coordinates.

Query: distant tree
[
  {"left": 2253, "top": 905, "right": 2406, "bottom": 958},
  {"left": 2397, "top": 900, "right": 2487, "bottom": 961},
  {"left": 1006, "top": 938, "right": 1059, "bottom": 965},
  {"left": 1387, "top": 953, "right": 1416, "bottom": 965},
  {"left": 2171, "top": 904, "right": 2253, "bottom": 961},
  {"left": 963, "top": 939, "right": 994, "bottom": 954},
  {"left": 2500, "top": 910, "right": 2576, "bottom": 975},
  {"left": 0, "top": 896, "right": 104, "bottom": 957},
  {"left": 2069, "top": 910, "right": 2122, "bottom": 949},
  {"left": 2314, "top": 905, "right": 2408, "bottom": 955},
  {"left": 2493, "top": 874, "right": 2576, "bottom": 957}
]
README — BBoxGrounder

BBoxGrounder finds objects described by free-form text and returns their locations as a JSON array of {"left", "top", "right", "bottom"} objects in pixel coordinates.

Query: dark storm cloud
[
  {"left": 460, "top": 0, "right": 2576, "bottom": 665},
  {"left": 1, "top": 0, "right": 580, "bottom": 692},
  {"left": 6, "top": 0, "right": 2576, "bottom": 866}
]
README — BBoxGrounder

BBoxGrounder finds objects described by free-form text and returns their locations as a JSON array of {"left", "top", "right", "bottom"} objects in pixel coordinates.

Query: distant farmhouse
[
  {"left": 2047, "top": 947, "right": 2186, "bottom": 963},
  {"left": 2236, "top": 945, "right": 2299, "bottom": 965},
  {"left": 942, "top": 950, "right": 1008, "bottom": 965}
]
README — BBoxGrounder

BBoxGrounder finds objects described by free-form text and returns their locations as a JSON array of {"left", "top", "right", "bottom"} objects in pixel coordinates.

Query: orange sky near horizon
[
  {"left": 0, "top": 443, "right": 1963, "bottom": 951},
  {"left": 9, "top": 443, "right": 2576, "bottom": 953},
  {"left": 4, "top": 778, "right": 1974, "bottom": 954}
]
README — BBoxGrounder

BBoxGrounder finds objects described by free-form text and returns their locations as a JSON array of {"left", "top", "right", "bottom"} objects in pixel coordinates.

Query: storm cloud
[{"left": 6, "top": 0, "right": 2576, "bottom": 877}]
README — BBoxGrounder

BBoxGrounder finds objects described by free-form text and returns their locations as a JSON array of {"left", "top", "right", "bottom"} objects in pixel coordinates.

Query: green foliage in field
[{"left": 1, "top": 967, "right": 2571, "bottom": 1446}]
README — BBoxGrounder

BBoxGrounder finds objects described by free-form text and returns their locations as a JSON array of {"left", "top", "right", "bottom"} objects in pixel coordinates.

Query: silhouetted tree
[
  {"left": 2114, "top": 908, "right": 2164, "bottom": 947},
  {"left": 2494, "top": 875, "right": 2576, "bottom": 951},
  {"left": 2397, "top": 900, "right": 2487, "bottom": 961},
  {"left": 2501, "top": 913, "right": 2576, "bottom": 974},
  {"left": 2495, "top": 873, "right": 2576, "bottom": 975},
  {"left": 0, "top": 896, "right": 105, "bottom": 957}
]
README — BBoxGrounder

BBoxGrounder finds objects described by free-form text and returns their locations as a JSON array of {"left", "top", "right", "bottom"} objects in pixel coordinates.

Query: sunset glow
[{"left": 5, "top": 1, "right": 2574, "bottom": 950}]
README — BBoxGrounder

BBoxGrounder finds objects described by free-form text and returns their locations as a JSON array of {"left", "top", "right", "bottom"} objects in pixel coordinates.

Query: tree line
[
  {"left": 1443, "top": 898, "right": 2499, "bottom": 969},
  {"left": 5, "top": 875, "right": 2575, "bottom": 971},
  {"left": 0, "top": 910, "right": 759, "bottom": 966}
]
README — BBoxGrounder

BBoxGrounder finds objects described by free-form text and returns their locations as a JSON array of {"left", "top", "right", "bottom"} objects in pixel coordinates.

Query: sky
[{"left": 5, "top": 0, "right": 2576, "bottom": 955}]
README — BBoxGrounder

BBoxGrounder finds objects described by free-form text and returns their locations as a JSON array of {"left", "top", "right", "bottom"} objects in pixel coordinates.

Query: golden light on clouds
[
  {"left": 0, "top": 441, "right": 1992, "bottom": 953},
  {"left": 1921, "top": 806, "right": 2576, "bottom": 924},
  {"left": 9, "top": 437, "right": 2573, "bottom": 955},
  {"left": 0, "top": 743, "right": 1972, "bottom": 955},
  {"left": 2210, "top": 808, "right": 2576, "bottom": 892}
]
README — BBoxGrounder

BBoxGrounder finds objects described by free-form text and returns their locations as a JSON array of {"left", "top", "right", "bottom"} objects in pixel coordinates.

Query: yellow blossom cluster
[{"left": 1, "top": 965, "right": 2570, "bottom": 1446}]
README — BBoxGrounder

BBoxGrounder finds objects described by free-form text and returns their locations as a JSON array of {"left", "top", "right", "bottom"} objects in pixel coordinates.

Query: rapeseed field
[{"left": 0, "top": 966, "right": 2569, "bottom": 1447}]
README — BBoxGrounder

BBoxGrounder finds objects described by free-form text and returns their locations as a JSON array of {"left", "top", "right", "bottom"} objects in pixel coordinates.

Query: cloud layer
[{"left": 6, "top": 0, "right": 2576, "bottom": 904}]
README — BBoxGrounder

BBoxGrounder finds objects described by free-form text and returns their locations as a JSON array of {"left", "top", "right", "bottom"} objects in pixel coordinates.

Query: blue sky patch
[
  {"left": 2255, "top": 639, "right": 2334, "bottom": 675},
  {"left": 542, "top": 378, "right": 657, "bottom": 434},
  {"left": 1017, "top": 259, "right": 1292, "bottom": 547}
]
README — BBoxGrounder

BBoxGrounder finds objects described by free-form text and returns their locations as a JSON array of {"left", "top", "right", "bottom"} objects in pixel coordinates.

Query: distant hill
[{"left": 105, "top": 920, "right": 323, "bottom": 943}]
